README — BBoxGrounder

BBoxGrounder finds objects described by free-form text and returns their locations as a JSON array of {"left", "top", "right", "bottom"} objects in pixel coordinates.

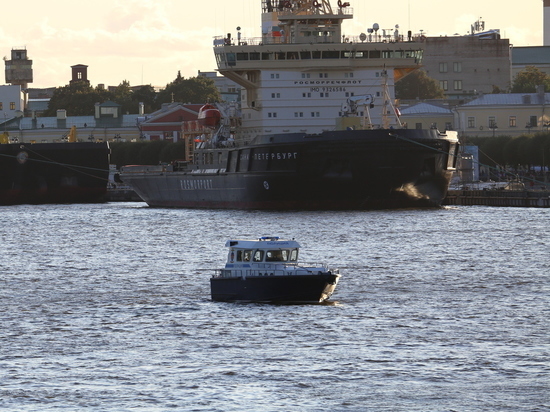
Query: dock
[{"left": 444, "top": 189, "right": 550, "bottom": 207}]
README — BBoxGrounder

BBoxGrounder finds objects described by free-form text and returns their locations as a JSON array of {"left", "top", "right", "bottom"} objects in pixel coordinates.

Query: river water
[{"left": 0, "top": 203, "right": 548, "bottom": 411}]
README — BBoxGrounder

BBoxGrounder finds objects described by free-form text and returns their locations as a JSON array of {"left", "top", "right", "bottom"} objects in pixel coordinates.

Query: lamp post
[{"left": 489, "top": 123, "right": 498, "bottom": 137}]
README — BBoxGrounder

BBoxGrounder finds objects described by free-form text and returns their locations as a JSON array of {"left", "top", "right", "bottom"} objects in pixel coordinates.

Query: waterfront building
[
  {"left": 421, "top": 34, "right": 511, "bottom": 99},
  {"left": 454, "top": 86, "right": 550, "bottom": 137},
  {"left": 399, "top": 102, "right": 454, "bottom": 131}
]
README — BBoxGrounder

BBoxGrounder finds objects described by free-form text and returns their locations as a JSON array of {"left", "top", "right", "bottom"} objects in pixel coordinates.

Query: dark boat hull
[
  {"left": 210, "top": 273, "right": 340, "bottom": 303},
  {"left": 0, "top": 142, "right": 110, "bottom": 206},
  {"left": 121, "top": 129, "right": 458, "bottom": 210}
]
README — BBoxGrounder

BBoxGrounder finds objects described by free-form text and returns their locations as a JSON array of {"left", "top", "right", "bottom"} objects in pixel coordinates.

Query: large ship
[
  {"left": 0, "top": 131, "right": 110, "bottom": 205},
  {"left": 120, "top": 0, "right": 459, "bottom": 209}
]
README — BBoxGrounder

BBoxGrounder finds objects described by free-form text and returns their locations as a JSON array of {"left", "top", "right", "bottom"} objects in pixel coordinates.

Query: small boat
[{"left": 210, "top": 236, "right": 340, "bottom": 303}]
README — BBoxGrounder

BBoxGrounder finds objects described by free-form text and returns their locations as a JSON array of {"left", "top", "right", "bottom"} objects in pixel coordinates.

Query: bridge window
[
  {"left": 236, "top": 250, "right": 253, "bottom": 261},
  {"left": 253, "top": 250, "right": 264, "bottom": 262},
  {"left": 266, "top": 250, "right": 289, "bottom": 262}
]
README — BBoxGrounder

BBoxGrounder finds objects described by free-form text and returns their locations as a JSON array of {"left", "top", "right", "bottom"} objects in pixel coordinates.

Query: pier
[{"left": 444, "top": 189, "right": 550, "bottom": 207}]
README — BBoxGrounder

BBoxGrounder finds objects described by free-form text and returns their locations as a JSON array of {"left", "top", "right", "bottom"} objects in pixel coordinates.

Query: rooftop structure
[{"left": 4, "top": 48, "right": 33, "bottom": 90}]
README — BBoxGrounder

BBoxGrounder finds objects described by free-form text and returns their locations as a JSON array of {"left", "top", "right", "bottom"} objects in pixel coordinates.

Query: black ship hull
[
  {"left": 210, "top": 273, "right": 340, "bottom": 303},
  {"left": 0, "top": 142, "right": 110, "bottom": 206},
  {"left": 121, "top": 129, "right": 458, "bottom": 210}
]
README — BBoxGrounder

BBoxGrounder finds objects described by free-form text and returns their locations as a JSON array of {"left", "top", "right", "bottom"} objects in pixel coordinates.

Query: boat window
[
  {"left": 253, "top": 250, "right": 264, "bottom": 262},
  {"left": 250, "top": 52, "right": 260, "bottom": 60},
  {"left": 243, "top": 250, "right": 252, "bottom": 262},
  {"left": 290, "top": 249, "right": 298, "bottom": 261},
  {"left": 236, "top": 250, "right": 243, "bottom": 261},
  {"left": 322, "top": 51, "right": 339, "bottom": 59},
  {"left": 226, "top": 53, "right": 236, "bottom": 66},
  {"left": 266, "top": 250, "right": 288, "bottom": 262}
]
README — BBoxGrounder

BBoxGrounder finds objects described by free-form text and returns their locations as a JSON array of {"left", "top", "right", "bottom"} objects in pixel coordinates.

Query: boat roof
[{"left": 225, "top": 237, "right": 300, "bottom": 249}]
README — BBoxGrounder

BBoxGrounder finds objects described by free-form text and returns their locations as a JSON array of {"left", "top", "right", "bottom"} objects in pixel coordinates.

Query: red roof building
[{"left": 139, "top": 103, "right": 203, "bottom": 141}]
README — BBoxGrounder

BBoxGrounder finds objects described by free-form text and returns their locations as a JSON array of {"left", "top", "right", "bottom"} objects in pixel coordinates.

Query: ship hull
[
  {"left": 210, "top": 273, "right": 340, "bottom": 303},
  {"left": 0, "top": 142, "right": 110, "bottom": 206},
  {"left": 121, "top": 129, "right": 458, "bottom": 210}
]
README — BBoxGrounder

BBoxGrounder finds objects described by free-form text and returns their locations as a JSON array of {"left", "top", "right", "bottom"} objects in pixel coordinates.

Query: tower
[
  {"left": 4, "top": 48, "right": 33, "bottom": 89},
  {"left": 70, "top": 64, "right": 90, "bottom": 85}
]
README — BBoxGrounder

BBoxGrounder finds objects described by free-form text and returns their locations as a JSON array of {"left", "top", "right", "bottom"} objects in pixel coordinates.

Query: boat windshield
[
  {"left": 236, "top": 250, "right": 253, "bottom": 262},
  {"left": 253, "top": 250, "right": 264, "bottom": 262},
  {"left": 266, "top": 249, "right": 289, "bottom": 262}
]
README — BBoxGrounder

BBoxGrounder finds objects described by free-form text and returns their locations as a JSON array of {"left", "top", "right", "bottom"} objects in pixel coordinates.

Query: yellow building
[{"left": 454, "top": 88, "right": 550, "bottom": 137}]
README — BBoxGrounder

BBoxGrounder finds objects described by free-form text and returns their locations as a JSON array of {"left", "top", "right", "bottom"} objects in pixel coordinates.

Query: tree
[
  {"left": 44, "top": 81, "right": 111, "bottom": 116},
  {"left": 132, "top": 85, "right": 157, "bottom": 113},
  {"left": 395, "top": 70, "right": 445, "bottom": 100},
  {"left": 156, "top": 73, "right": 221, "bottom": 107},
  {"left": 510, "top": 66, "right": 550, "bottom": 93},
  {"left": 112, "top": 80, "right": 134, "bottom": 114}
]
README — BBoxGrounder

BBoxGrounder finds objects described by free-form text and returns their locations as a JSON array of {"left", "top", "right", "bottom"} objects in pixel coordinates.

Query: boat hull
[
  {"left": 121, "top": 129, "right": 458, "bottom": 210},
  {"left": 0, "top": 142, "right": 110, "bottom": 206},
  {"left": 210, "top": 273, "right": 340, "bottom": 303}
]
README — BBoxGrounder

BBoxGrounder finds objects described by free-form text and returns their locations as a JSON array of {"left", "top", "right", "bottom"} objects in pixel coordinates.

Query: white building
[{"left": 0, "top": 85, "right": 25, "bottom": 121}]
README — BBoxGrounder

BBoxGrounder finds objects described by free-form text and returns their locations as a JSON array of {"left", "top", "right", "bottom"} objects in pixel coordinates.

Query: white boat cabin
[{"left": 218, "top": 236, "right": 332, "bottom": 278}]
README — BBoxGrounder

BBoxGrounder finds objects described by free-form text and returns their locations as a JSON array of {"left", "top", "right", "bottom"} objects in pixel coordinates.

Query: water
[{"left": 1, "top": 203, "right": 548, "bottom": 411}]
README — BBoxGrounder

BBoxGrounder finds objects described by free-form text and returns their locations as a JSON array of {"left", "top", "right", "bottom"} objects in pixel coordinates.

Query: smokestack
[{"left": 545, "top": 0, "right": 550, "bottom": 45}]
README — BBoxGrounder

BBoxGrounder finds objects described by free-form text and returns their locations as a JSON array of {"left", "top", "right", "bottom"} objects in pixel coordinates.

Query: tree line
[
  {"left": 43, "top": 71, "right": 221, "bottom": 117},
  {"left": 465, "top": 132, "right": 550, "bottom": 170},
  {"left": 110, "top": 140, "right": 187, "bottom": 168}
]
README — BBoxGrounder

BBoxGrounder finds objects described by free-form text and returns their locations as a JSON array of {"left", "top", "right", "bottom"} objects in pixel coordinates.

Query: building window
[
  {"left": 509, "top": 116, "right": 517, "bottom": 127},
  {"left": 445, "top": 122, "right": 452, "bottom": 130},
  {"left": 467, "top": 117, "right": 475, "bottom": 128},
  {"left": 488, "top": 116, "right": 497, "bottom": 128},
  {"left": 453, "top": 80, "right": 462, "bottom": 91},
  {"left": 453, "top": 62, "right": 462, "bottom": 73},
  {"left": 439, "top": 80, "right": 448, "bottom": 91},
  {"left": 439, "top": 62, "right": 448, "bottom": 73},
  {"left": 10, "top": 102, "right": 16, "bottom": 110},
  {"left": 529, "top": 116, "right": 537, "bottom": 127}
]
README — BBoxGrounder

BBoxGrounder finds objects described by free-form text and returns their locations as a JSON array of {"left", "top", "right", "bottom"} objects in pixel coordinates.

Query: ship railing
[
  {"left": 214, "top": 32, "right": 415, "bottom": 47},
  {"left": 275, "top": 7, "right": 353, "bottom": 18}
]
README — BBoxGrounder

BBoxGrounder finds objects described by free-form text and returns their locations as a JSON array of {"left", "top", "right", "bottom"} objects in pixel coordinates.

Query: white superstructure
[{"left": 213, "top": 0, "right": 423, "bottom": 143}]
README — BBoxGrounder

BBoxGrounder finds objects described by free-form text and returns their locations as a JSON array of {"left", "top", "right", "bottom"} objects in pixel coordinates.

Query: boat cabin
[{"left": 225, "top": 236, "right": 300, "bottom": 266}]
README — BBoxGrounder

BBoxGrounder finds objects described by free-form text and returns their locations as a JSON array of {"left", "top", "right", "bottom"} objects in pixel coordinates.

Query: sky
[{"left": 0, "top": 0, "right": 544, "bottom": 89}]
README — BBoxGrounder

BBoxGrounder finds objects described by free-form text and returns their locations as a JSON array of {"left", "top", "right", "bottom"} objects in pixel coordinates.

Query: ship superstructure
[{"left": 213, "top": 0, "right": 420, "bottom": 142}]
